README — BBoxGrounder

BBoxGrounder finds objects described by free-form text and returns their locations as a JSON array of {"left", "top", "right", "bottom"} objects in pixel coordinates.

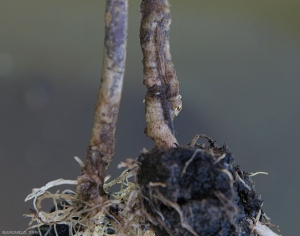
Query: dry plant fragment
[
  {"left": 76, "top": 0, "right": 128, "bottom": 209},
  {"left": 140, "top": 0, "right": 182, "bottom": 148}
]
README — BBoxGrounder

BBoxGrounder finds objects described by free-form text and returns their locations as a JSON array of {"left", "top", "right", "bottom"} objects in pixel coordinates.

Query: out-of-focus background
[{"left": 1, "top": 0, "right": 299, "bottom": 235}]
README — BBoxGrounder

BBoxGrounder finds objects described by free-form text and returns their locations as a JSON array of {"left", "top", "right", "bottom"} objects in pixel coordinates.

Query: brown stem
[
  {"left": 76, "top": 0, "right": 128, "bottom": 207},
  {"left": 140, "top": 0, "right": 182, "bottom": 148}
]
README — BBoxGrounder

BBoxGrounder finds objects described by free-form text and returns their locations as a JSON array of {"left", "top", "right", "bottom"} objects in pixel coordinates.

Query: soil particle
[{"left": 137, "top": 142, "right": 267, "bottom": 236}]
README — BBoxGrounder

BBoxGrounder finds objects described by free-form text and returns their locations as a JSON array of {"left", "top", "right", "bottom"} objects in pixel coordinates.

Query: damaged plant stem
[
  {"left": 76, "top": 0, "right": 128, "bottom": 209},
  {"left": 137, "top": 0, "right": 281, "bottom": 236},
  {"left": 140, "top": 0, "right": 182, "bottom": 148}
]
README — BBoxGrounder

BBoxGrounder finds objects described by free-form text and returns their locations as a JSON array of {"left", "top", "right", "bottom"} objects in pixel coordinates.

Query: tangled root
[
  {"left": 25, "top": 137, "right": 280, "bottom": 236},
  {"left": 24, "top": 158, "right": 155, "bottom": 236}
]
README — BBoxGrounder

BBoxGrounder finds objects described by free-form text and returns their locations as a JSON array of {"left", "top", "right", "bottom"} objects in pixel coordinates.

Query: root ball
[{"left": 137, "top": 145, "right": 264, "bottom": 236}]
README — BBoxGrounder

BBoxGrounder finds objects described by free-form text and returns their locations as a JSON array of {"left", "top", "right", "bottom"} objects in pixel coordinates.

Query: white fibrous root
[
  {"left": 24, "top": 158, "right": 155, "bottom": 236},
  {"left": 247, "top": 218, "right": 281, "bottom": 236}
]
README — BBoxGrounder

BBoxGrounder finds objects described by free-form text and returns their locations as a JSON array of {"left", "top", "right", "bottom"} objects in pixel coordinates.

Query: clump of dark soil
[{"left": 137, "top": 140, "right": 269, "bottom": 236}]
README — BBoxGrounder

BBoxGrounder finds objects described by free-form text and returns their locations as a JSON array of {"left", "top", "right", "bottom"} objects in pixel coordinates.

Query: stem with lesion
[
  {"left": 76, "top": 0, "right": 128, "bottom": 209},
  {"left": 140, "top": 0, "right": 182, "bottom": 148},
  {"left": 139, "top": 1, "right": 281, "bottom": 236}
]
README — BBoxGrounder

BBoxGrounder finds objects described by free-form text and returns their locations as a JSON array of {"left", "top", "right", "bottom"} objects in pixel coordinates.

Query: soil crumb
[{"left": 137, "top": 141, "right": 270, "bottom": 236}]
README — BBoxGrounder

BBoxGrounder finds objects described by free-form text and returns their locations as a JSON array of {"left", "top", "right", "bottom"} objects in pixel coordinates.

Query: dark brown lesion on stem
[
  {"left": 76, "top": 0, "right": 128, "bottom": 209},
  {"left": 140, "top": 0, "right": 182, "bottom": 148}
]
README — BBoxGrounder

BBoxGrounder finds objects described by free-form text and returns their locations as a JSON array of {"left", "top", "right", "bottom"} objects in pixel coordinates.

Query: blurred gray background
[{"left": 1, "top": 0, "right": 299, "bottom": 235}]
